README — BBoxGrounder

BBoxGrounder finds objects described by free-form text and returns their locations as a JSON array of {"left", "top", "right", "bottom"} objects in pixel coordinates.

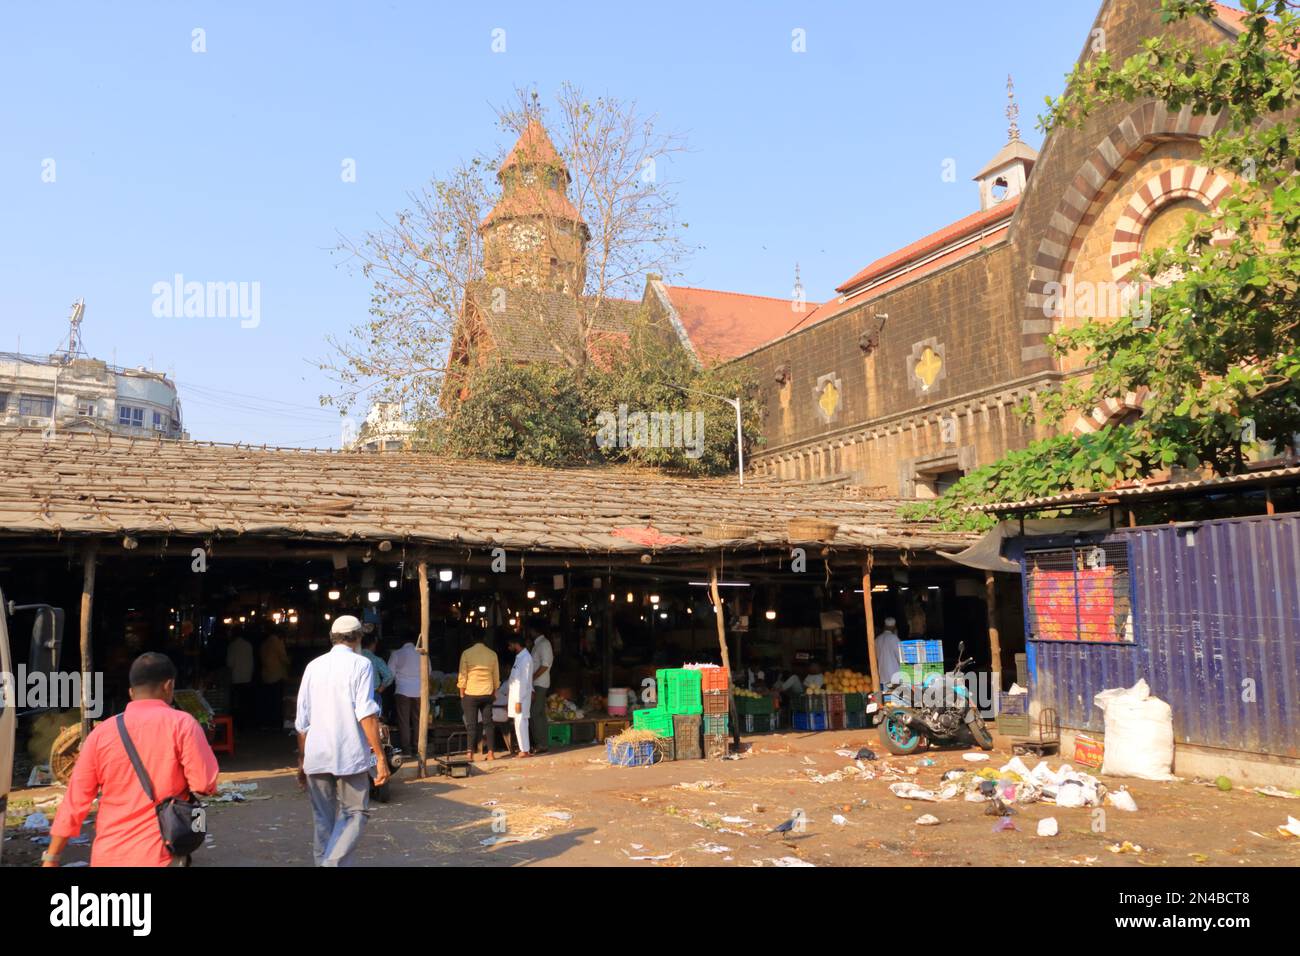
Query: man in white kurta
[
  {"left": 875, "top": 617, "right": 903, "bottom": 688},
  {"left": 506, "top": 637, "right": 534, "bottom": 757}
]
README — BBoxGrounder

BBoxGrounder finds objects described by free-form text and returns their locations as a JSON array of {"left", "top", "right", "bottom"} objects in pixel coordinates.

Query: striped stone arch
[
  {"left": 1022, "top": 102, "right": 1229, "bottom": 368},
  {"left": 1108, "top": 165, "right": 1232, "bottom": 281},
  {"left": 1071, "top": 387, "right": 1150, "bottom": 436}
]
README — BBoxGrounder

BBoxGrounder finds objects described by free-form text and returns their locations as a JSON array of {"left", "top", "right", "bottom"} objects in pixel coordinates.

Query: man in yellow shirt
[
  {"left": 259, "top": 628, "right": 292, "bottom": 730},
  {"left": 457, "top": 631, "right": 500, "bottom": 761}
]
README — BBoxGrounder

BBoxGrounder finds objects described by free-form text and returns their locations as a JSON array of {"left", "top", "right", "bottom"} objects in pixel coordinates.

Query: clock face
[{"left": 512, "top": 222, "right": 544, "bottom": 251}]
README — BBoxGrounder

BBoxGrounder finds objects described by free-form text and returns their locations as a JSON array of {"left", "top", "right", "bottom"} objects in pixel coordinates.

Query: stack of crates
[
  {"left": 632, "top": 668, "right": 719, "bottom": 759},
  {"left": 899, "top": 639, "right": 945, "bottom": 684},
  {"left": 697, "top": 666, "right": 730, "bottom": 758},
  {"left": 826, "top": 692, "right": 847, "bottom": 730}
]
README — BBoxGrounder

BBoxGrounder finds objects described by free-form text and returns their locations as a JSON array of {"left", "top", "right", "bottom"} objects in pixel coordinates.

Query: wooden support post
[
  {"left": 862, "top": 554, "right": 880, "bottom": 691},
  {"left": 1266, "top": 486, "right": 1275, "bottom": 516},
  {"left": 602, "top": 600, "right": 614, "bottom": 693},
  {"left": 985, "top": 570, "right": 1003, "bottom": 710},
  {"left": 708, "top": 566, "right": 741, "bottom": 751},
  {"left": 79, "top": 541, "right": 97, "bottom": 740},
  {"left": 417, "top": 561, "right": 431, "bottom": 778}
]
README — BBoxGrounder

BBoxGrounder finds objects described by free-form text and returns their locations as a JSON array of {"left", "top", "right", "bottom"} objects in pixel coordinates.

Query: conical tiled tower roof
[
  {"left": 498, "top": 118, "right": 565, "bottom": 178},
  {"left": 482, "top": 119, "right": 584, "bottom": 229}
]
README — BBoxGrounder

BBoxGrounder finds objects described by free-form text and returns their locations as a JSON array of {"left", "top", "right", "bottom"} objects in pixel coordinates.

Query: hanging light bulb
[
  {"left": 526, "top": 589, "right": 536, "bottom": 600},
  {"left": 389, "top": 579, "right": 399, "bottom": 588},
  {"left": 478, "top": 605, "right": 487, "bottom": 614},
  {"left": 439, "top": 569, "right": 454, "bottom": 583},
  {"left": 649, "top": 594, "right": 660, "bottom": 605},
  {"left": 308, "top": 581, "right": 319, "bottom": 592},
  {"left": 765, "top": 609, "right": 777, "bottom": 621},
  {"left": 327, "top": 589, "right": 341, "bottom": 601},
  {"left": 367, "top": 590, "right": 381, "bottom": 603},
  {"left": 626, "top": 592, "right": 634, "bottom": 603}
]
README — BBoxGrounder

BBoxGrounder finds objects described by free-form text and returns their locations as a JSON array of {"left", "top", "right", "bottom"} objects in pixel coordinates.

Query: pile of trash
[{"left": 887, "top": 757, "right": 1139, "bottom": 812}]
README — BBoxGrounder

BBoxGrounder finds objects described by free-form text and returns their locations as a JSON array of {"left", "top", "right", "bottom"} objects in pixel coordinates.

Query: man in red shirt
[{"left": 45, "top": 652, "right": 220, "bottom": 867}]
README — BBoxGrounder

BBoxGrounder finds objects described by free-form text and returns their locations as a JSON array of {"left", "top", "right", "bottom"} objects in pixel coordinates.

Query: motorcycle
[
  {"left": 877, "top": 641, "right": 994, "bottom": 755},
  {"left": 371, "top": 719, "right": 403, "bottom": 803}
]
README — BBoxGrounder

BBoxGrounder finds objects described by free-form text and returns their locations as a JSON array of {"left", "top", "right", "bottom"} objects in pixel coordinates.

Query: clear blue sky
[{"left": 0, "top": 1, "right": 1101, "bottom": 446}]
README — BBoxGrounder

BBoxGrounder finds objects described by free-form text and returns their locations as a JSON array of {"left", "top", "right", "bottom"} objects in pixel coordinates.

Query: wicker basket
[
  {"left": 787, "top": 518, "right": 839, "bottom": 541},
  {"left": 701, "top": 522, "right": 754, "bottom": 541}
]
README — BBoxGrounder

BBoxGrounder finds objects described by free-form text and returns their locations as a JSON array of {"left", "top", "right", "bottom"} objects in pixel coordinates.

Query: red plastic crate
[{"left": 700, "top": 666, "right": 730, "bottom": 691}]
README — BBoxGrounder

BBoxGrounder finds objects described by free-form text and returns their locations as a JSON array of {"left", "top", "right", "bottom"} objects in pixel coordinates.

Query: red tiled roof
[
  {"left": 1212, "top": 3, "right": 1247, "bottom": 32},
  {"left": 481, "top": 185, "right": 584, "bottom": 229},
  {"left": 663, "top": 285, "right": 817, "bottom": 363},
  {"left": 787, "top": 219, "right": 1013, "bottom": 336},
  {"left": 835, "top": 197, "right": 1019, "bottom": 294}
]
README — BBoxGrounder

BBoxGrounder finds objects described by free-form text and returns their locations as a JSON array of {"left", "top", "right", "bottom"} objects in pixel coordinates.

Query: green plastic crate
[
  {"left": 734, "top": 694, "right": 773, "bottom": 716},
  {"left": 632, "top": 707, "right": 675, "bottom": 737},
  {"left": 844, "top": 693, "right": 866, "bottom": 713},
  {"left": 701, "top": 714, "right": 729, "bottom": 736},
  {"left": 656, "top": 668, "right": 703, "bottom": 715},
  {"left": 548, "top": 723, "right": 573, "bottom": 746}
]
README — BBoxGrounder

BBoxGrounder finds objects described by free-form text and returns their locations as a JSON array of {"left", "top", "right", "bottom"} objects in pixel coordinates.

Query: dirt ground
[{"left": 7, "top": 730, "right": 1300, "bottom": 867}]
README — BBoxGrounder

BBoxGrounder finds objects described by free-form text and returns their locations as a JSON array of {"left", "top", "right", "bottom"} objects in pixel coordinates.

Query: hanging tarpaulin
[{"left": 940, "top": 517, "right": 1111, "bottom": 573}]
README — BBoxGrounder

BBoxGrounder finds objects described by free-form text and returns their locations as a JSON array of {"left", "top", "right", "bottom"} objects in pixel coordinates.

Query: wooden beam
[
  {"left": 417, "top": 561, "right": 431, "bottom": 778},
  {"left": 79, "top": 541, "right": 97, "bottom": 740},
  {"left": 1266, "top": 486, "right": 1276, "bottom": 516},
  {"left": 862, "top": 554, "right": 881, "bottom": 691},
  {"left": 985, "top": 570, "right": 1003, "bottom": 707},
  {"left": 708, "top": 566, "right": 741, "bottom": 752}
]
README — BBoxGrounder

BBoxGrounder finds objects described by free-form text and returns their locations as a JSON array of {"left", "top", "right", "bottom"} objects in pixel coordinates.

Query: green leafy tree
[
  {"left": 911, "top": 0, "right": 1300, "bottom": 529},
  {"left": 430, "top": 315, "right": 763, "bottom": 475}
]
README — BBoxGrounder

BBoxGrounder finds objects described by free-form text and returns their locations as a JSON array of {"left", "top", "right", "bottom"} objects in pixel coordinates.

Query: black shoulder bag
[{"left": 115, "top": 714, "right": 207, "bottom": 859}]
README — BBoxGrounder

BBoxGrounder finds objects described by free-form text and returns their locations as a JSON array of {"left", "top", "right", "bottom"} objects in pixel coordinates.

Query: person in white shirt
[
  {"left": 803, "top": 662, "right": 825, "bottom": 690},
  {"left": 506, "top": 636, "right": 534, "bottom": 758},
  {"left": 526, "top": 626, "right": 554, "bottom": 754},
  {"left": 387, "top": 632, "right": 428, "bottom": 755},
  {"left": 875, "top": 617, "right": 903, "bottom": 688},
  {"left": 294, "top": 615, "right": 389, "bottom": 867},
  {"left": 225, "top": 631, "right": 255, "bottom": 730}
]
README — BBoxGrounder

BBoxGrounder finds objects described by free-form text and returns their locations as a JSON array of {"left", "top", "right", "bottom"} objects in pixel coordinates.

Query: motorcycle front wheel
[
  {"left": 966, "top": 712, "right": 994, "bottom": 750},
  {"left": 879, "top": 707, "right": 923, "bottom": 756}
]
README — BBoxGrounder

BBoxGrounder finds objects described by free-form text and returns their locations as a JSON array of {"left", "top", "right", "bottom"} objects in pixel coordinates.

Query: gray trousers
[
  {"left": 306, "top": 772, "right": 371, "bottom": 867},
  {"left": 531, "top": 685, "right": 548, "bottom": 749}
]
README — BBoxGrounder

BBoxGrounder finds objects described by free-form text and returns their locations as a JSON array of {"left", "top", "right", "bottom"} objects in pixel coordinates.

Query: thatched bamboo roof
[{"left": 0, "top": 430, "right": 973, "bottom": 557}]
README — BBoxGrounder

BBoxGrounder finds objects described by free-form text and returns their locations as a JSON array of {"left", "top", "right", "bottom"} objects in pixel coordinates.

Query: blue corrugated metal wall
[{"left": 1026, "top": 513, "right": 1300, "bottom": 758}]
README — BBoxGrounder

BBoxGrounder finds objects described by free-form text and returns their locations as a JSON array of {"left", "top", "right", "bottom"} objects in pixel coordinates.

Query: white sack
[{"left": 1093, "top": 679, "right": 1176, "bottom": 781}]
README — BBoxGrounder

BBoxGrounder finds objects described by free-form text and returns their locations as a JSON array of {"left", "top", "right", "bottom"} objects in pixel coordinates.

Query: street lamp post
[{"left": 671, "top": 384, "right": 745, "bottom": 487}]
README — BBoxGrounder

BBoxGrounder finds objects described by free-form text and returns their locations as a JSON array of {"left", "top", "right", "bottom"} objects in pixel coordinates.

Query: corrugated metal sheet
[{"left": 1027, "top": 512, "right": 1300, "bottom": 758}]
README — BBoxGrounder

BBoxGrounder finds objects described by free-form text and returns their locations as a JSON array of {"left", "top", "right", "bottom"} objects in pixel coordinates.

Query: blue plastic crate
[
  {"left": 792, "top": 712, "right": 828, "bottom": 731},
  {"left": 901, "top": 639, "right": 943, "bottom": 664},
  {"left": 606, "top": 738, "right": 657, "bottom": 767}
]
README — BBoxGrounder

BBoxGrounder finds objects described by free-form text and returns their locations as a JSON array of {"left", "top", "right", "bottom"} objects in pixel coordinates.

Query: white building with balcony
[{"left": 0, "top": 352, "right": 185, "bottom": 439}]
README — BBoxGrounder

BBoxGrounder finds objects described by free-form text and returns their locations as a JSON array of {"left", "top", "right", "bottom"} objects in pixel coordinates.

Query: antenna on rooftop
[{"left": 55, "top": 298, "right": 87, "bottom": 363}]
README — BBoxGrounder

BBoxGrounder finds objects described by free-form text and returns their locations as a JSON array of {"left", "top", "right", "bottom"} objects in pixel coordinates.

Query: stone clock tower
[{"left": 481, "top": 119, "right": 589, "bottom": 295}]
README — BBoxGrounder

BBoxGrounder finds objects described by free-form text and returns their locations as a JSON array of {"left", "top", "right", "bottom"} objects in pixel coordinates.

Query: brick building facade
[{"left": 727, "top": 0, "right": 1244, "bottom": 495}]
